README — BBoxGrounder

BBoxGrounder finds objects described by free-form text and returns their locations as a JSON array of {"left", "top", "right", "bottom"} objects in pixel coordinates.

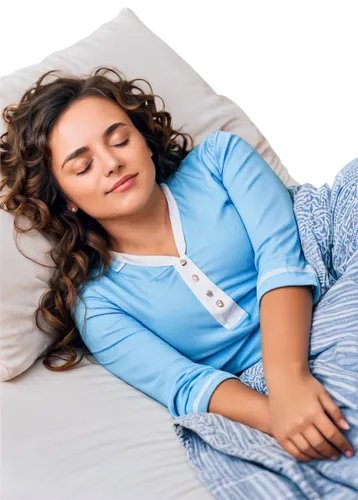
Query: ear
[{"left": 67, "top": 201, "right": 77, "bottom": 212}]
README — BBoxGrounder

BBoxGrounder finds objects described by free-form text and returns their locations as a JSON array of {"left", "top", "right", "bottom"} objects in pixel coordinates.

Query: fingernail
[
  {"left": 339, "top": 419, "right": 350, "bottom": 430},
  {"left": 331, "top": 455, "right": 339, "bottom": 461},
  {"left": 345, "top": 450, "right": 354, "bottom": 458}
]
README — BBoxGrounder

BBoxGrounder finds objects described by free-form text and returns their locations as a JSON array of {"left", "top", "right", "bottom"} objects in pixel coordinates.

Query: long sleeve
[
  {"left": 71, "top": 286, "right": 240, "bottom": 418},
  {"left": 202, "top": 130, "right": 321, "bottom": 307}
]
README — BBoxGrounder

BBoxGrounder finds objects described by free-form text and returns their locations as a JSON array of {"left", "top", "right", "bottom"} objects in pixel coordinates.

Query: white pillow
[{"left": 0, "top": 6, "right": 299, "bottom": 382}]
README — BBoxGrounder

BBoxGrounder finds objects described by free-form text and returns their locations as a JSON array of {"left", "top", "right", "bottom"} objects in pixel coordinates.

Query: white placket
[{"left": 110, "top": 183, "right": 248, "bottom": 330}]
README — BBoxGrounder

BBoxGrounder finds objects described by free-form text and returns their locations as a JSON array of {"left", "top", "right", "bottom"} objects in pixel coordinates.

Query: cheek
[
  {"left": 64, "top": 176, "right": 101, "bottom": 204},
  {"left": 132, "top": 141, "right": 152, "bottom": 162},
  {"left": 132, "top": 137, "right": 152, "bottom": 160}
]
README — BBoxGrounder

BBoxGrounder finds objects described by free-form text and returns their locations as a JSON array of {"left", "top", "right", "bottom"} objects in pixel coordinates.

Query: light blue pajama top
[{"left": 72, "top": 130, "right": 321, "bottom": 418}]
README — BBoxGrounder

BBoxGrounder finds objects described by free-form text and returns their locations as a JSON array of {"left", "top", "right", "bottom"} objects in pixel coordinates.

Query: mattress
[{"left": 0, "top": 353, "right": 213, "bottom": 500}]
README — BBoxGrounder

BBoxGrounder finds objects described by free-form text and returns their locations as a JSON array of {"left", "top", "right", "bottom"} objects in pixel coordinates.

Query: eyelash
[{"left": 76, "top": 139, "right": 130, "bottom": 176}]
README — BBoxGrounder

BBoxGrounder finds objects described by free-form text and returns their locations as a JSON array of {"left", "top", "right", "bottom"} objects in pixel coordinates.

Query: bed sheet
[{"left": 0, "top": 355, "right": 214, "bottom": 500}]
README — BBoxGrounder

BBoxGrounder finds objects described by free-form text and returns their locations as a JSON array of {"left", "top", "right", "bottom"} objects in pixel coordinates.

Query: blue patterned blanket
[{"left": 172, "top": 159, "right": 358, "bottom": 499}]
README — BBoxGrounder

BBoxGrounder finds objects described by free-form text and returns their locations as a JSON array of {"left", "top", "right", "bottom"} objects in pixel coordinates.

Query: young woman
[{"left": 0, "top": 67, "right": 355, "bottom": 465}]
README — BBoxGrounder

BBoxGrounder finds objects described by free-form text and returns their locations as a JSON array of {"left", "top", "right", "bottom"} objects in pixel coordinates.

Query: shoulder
[
  {"left": 201, "top": 129, "right": 234, "bottom": 143},
  {"left": 176, "top": 130, "right": 242, "bottom": 176},
  {"left": 182, "top": 129, "right": 252, "bottom": 162},
  {"left": 199, "top": 129, "right": 251, "bottom": 161},
  {"left": 194, "top": 129, "right": 230, "bottom": 155},
  {"left": 194, "top": 129, "right": 246, "bottom": 179}
]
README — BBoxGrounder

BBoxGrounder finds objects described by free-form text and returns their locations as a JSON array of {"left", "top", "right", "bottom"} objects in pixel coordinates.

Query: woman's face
[{"left": 49, "top": 96, "right": 155, "bottom": 221}]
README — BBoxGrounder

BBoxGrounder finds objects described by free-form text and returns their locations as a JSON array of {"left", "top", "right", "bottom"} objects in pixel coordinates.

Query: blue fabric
[
  {"left": 172, "top": 158, "right": 358, "bottom": 499},
  {"left": 72, "top": 130, "right": 320, "bottom": 417},
  {"left": 72, "top": 130, "right": 321, "bottom": 418}
]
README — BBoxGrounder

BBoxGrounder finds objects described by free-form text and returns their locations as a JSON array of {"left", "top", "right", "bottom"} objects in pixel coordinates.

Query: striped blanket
[{"left": 172, "top": 158, "right": 358, "bottom": 499}]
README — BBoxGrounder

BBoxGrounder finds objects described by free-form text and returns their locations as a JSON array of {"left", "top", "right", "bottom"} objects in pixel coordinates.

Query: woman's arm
[
  {"left": 208, "top": 286, "right": 312, "bottom": 437},
  {"left": 259, "top": 285, "right": 354, "bottom": 461},
  {"left": 260, "top": 285, "right": 312, "bottom": 386},
  {"left": 208, "top": 378, "right": 272, "bottom": 436}
]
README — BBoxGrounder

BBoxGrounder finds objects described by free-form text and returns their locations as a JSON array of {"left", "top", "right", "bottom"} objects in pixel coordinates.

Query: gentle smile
[{"left": 107, "top": 173, "right": 138, "bottom": 194}]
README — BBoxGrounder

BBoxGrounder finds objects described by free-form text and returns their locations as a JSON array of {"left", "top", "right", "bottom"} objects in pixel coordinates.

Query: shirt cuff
[
  {"left": 191, "top": 371, "right": 240, "bottom": 414},
  {"left": 257, "top": 263, "right": 321, "bottom": 307}
]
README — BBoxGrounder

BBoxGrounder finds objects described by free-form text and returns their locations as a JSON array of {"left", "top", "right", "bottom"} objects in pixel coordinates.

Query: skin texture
[
  {"left": 49, "top": 96, "right": 176, "bottom": 256},
  {"left": 260, "top": 285, "right": 354, "bottom": 461}
]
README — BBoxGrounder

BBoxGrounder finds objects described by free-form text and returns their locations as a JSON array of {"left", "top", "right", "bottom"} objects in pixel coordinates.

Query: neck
[{"left": 106, "top": 183, "right": 171, "bottom": 255}]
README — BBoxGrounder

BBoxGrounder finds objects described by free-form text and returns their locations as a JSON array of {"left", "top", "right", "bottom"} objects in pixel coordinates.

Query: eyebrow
[{"left": 61, "top": 122, "right": 128, "bottom": 170}]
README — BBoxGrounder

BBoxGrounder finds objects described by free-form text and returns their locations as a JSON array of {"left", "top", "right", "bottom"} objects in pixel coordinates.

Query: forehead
[
  {"left": 53, "top": 97, "right": 129, "bottom": 135},
  {"left": 48, "top": 97, "right": 131, "bottom": 159}
]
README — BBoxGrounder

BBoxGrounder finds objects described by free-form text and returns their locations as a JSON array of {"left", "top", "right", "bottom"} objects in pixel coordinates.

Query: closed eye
[{"left": 76, "top": 139, "right": 130, "bottom": 176}]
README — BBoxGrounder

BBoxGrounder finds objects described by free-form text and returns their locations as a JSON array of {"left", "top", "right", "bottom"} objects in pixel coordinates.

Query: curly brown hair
[{"left": 0, "top": 66, "right": 194, "bottom": 373}]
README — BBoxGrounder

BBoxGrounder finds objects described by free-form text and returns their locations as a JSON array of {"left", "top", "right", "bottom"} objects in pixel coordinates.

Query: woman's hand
[{"left": 267, "top": 370, "right": 354, "bottom": 462}]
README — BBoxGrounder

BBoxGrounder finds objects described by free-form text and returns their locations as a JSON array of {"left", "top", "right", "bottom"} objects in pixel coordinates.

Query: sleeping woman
[{"left": 0, "top": 66, "right": 356, "bottom": 466}]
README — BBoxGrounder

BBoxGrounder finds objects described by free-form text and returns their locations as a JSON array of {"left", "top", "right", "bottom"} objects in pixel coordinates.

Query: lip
[{"left": 107, "top": 173, "right": 138, "bottom": 194}]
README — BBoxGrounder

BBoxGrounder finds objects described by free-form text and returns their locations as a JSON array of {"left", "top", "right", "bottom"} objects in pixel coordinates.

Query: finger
[
  {"left": 315, "top": 412, "right": 355, "bottom": 457},
  {"left": 303, "top": 425, "right": 340, "bottom": 460},
  {"left": 290, "top": 426, "right": 327, "bottom": 460},
  {"left": 291, "top": 431, "right": 327, "bottom": 460},
  {"left": 319, "top": 391, "right": 350, "bottom": 431},
  {"left": 281, "top": 438, "right": 312, "bottom": 462}
]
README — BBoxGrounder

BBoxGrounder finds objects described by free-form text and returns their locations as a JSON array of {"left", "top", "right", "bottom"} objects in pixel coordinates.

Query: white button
[{"left": 174, "top": 255, "right": 246, "bottom": 329}]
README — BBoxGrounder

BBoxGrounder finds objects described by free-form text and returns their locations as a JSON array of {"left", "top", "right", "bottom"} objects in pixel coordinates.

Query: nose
[{"left": 100, "top": 150, "right": 122, "bottom": 176}]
